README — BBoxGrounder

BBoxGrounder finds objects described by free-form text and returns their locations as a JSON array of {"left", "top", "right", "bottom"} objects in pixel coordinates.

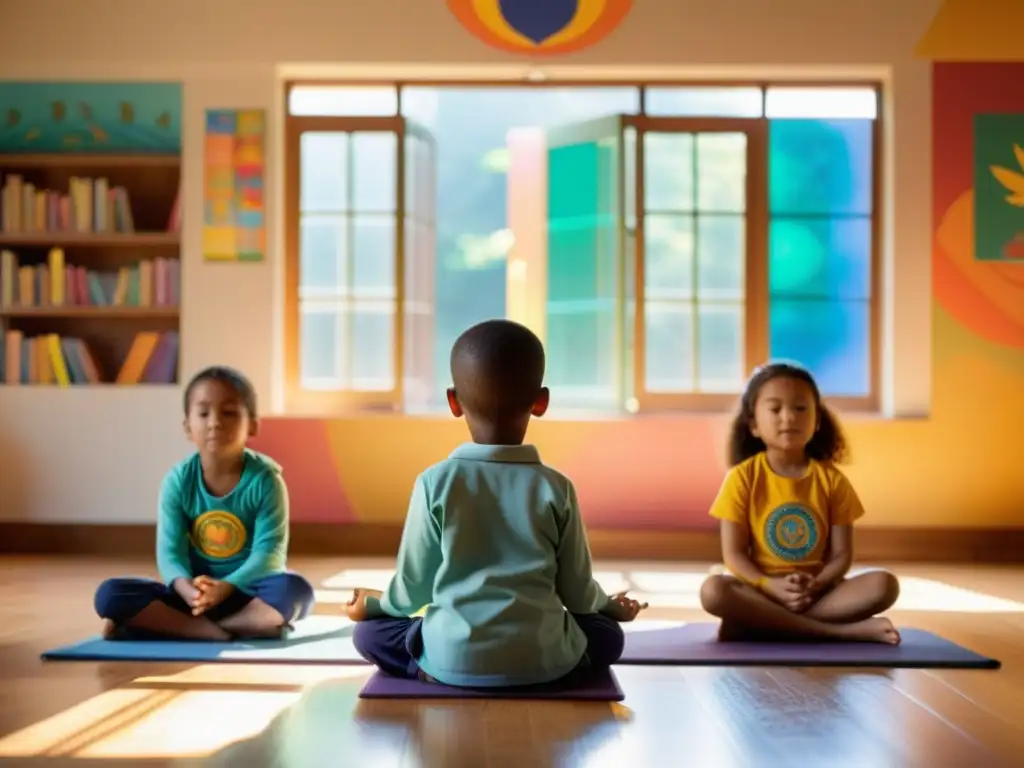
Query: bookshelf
[{"left": 0, "top": 152, "right": 181, "bottom": 386}]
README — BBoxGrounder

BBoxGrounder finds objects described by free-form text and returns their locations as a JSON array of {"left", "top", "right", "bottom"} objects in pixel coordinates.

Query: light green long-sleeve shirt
[{"left": 368, "top": 443, "right": 610, "bottom": 687}]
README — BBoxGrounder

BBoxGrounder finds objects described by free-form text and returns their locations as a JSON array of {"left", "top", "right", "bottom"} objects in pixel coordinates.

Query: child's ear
[
  {"left": 446, "top": 388, "right": 463, "bottom": 418},
  {"left": 748, "top": 417, "right": 760, "bottom": 438},
  {"left": 249, "top": 418, "right": 260, "bottom": 438},
  {"left": 531, "top": 387, "right": 550, "bottom": 418},
  {"left": 182, "top": 418, "right": 190, "bottom": 439}
]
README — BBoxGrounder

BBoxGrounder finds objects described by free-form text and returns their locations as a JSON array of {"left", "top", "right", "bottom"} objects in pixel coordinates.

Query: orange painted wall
[{"left": 251, "top": 63, "right": 1024, "bottom": 531}]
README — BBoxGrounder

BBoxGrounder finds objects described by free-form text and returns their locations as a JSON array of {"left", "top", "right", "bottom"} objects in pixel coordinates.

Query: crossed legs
[
  {"left": 700, "top": 570, "right": 901, "bottom": 644},
  {"left": 94, "top": 573, "right": 316, "bottom": 641}
]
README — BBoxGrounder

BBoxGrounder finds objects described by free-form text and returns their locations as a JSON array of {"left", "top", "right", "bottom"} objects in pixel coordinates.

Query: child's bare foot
[
  {"left": 217, "top": 598, "right": 287, "bottom": 639},
  {"left": 717, "top": 621, "right": 746, "bottom": 642},
  {"left": 100, "top": 619, "right": 122, "bottom": 640},
  {"left": 841, "top": 617, "right": 901, "bottom": 645}
]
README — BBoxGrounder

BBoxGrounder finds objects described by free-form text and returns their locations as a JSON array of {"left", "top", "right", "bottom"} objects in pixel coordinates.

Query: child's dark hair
[
  {"left": 450, "top": 319, "right": 545, "bottom": 423},
  {"left": 183, "top": 366, "right": 258, "bottom": 419},
  {"left": 727, "top": 362, "right": 847, "bottom": 467}
]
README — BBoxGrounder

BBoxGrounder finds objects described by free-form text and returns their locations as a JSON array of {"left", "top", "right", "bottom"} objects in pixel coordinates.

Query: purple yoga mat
[
  {"left": 619, "top": 622, "right": 1000, "bottom": 669},
  {"left": 359, "top": 667, "right": 625, "bottom": 700}
]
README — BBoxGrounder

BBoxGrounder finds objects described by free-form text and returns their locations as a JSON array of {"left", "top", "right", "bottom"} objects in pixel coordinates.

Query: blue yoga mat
[
  {"left": 41, "top": 615, "right": 369, "bottom": 665},
  {"left": 619, "top": 622, "right": 1001, "bottom": 669}
]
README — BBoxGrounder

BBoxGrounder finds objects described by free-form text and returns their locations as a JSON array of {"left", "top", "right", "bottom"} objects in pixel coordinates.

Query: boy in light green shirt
[{"left": 347, "top": 320, "right": 645, "bottom": 687}]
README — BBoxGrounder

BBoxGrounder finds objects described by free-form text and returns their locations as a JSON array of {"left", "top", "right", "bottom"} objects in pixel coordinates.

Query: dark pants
[
  {"left": 94, "top": 573, "right": 316, "bottom": 626},
  {"left": 353, "top": 612, "right": 625, "bottom": 684}
]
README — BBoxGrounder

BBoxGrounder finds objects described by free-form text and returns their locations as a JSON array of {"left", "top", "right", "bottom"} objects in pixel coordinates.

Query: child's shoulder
[
  {"left": 164, "top": 452, "right": 200, "bottom": 484},
  {"left": 809, "top": 459, "right": 853, "bottom": 489},
  {"left": 726, "top": 453, "right": 764, "bottom": 482},
  {"left": 244, "top": 449, "right": 284, "bottom": 478},
  {"left": 419, "top": 453, "right": 574, "bottom": 495}
]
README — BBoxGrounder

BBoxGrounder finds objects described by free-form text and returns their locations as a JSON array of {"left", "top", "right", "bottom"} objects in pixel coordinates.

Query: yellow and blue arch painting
[{"left": 447, "top": 0, "right": 633, "bottom": 55}]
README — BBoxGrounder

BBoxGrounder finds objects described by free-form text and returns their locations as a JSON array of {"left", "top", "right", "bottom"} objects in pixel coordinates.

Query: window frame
[
  {"left": 283, "top": 114, "right": 408, "bottom": 416},
  {"left": 631, "top": 116, "right": 770, "bottom": 413},
  {"left": 282, "top": 80, "right": 883, "bottom": 416}
]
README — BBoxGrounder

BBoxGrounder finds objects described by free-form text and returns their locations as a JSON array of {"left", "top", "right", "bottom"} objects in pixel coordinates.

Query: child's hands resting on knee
[
  {"left": 346, "top": 588, "right": 383, "bottom": 622},
  {"left": 603, "top": 591, "right": 649, "bottom": 622},
  {"left": 191, "top": 576, "right": 235, "bottom": 616},
  {"left": 762, "top": 573, "right": 814, "bottom": 613}
]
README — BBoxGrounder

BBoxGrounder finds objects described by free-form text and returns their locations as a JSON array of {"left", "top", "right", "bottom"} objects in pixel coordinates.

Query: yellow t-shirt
[{"left": 709, "top": 452, "right": 865, "bottom": 576}]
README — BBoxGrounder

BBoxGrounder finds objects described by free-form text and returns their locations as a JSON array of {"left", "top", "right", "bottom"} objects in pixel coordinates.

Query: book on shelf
[
  {"left": 1, "top": 330, "right": 179, "bottom": 386},
  {"left": 0, "top": 248, "right": 180, "bottom": 308},
  {"left": 0, "top": 174, "right": 136, "bottom": 235}
]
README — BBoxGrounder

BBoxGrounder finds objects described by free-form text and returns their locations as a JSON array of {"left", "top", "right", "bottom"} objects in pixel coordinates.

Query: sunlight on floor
[
  {"left": 76, "top": 689, "right": 302, "bottom": 759},
  {"left": 320, "top": 569, "right": 1024, "bottom": 613},
  {"left": 0, "top": 665, "right": 372, "bottom": 759}
]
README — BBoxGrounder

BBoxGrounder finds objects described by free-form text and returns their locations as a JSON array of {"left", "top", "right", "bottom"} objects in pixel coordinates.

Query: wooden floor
[{"left": 1, "top": 558, "right": 1023, "bottom": 767}]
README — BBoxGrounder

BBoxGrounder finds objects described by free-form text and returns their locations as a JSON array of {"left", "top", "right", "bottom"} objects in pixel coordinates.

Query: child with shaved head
[{"left": 346, "top": 319, "right": 645, "bottom": 689}]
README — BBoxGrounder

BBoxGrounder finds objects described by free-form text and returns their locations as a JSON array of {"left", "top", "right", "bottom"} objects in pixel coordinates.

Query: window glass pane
[
  {"left": 289, "top": 86, "right": 398, "bottom": 116},
  {"left": 644, "top": 214, "right": 693, "bottom": 300},
  {"left": 416, "top": 138, "right": 435, "bottom": 224},
  {"left": 397, "top": 87, "right": 639, "bottom": 405},
  {"left": 300, "top": 308, "right": 341, "bottom": 386},
  {"left": 300, "top": 132, "right": 347, "bottom": 212},
  {"left": 299, "top": 217, "right": 344, "bottom": 293},
  {"left": 770, "top": 217, "right": 871, "bottom": 300},
  {"left": 697, "top": 133, "right": 746, "bottom": 213},
  {"left": 643, "top": 132, "right": 693, "bottom": 211},
  {"left": 624, "top": 126, "right": 637, "bottom": 229},
  {"left": 769, "top": 299, "right": 870, "bottom": 396},
  {"left": 765, "top": 87, "right": 877, "bottom": 119},
  {"left": 404, "top": 132, "right": 435, "bottom": 220},
  {"left": 352, "top": 132, "right": 397, "bottom": 212},
  {"left": 645, "top": 302, "right": 694, "bottom": 392},
  {"left": 351, "top": 307, "right": 394, "bottom": 390},
  {"left": 645, "top": 87, "right": 763, "bottom": 118},
  {"left": 547, "top": 303, "right": 617, "bottom": 406},
  {"left": 697, "top": 303, "right": 744, "bottom": 392},
  {"left": 352, "top": 215, "right": 396, "bottom": 295},
  {"left": 697, "top": 215, "right": 745, "bottom": 301},
  {"left": 769, "top": 119, "right": 873, "bottom": 215}
]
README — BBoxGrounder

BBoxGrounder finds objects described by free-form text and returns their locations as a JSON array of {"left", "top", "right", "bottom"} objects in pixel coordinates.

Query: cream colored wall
[{"left": 0, "top": 0, "right": 939, "bottom": 522}]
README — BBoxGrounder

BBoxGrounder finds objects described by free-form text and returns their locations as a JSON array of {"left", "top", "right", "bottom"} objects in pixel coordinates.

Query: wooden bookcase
[{"left": 0, "top": 152, "right": 181, "bottom": 385}]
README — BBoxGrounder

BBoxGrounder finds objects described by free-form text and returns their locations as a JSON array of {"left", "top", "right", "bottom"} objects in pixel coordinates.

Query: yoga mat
[
  {"left": 619, "top": 622, "right": 1001, "bottom": 669},
  {"left": 41, "top": 615, "right": 369, "bottom": 665},
  {"left": 359, "top": 667, "right": 625, "bottom": 700}
]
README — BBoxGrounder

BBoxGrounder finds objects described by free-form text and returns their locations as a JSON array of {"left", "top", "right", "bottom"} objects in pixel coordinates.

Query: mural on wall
[
  {"left": 0, "top": 82, "right": 181, "bottom": 153},
  {"left": 202, "top": 109, "right": 266, "bottom": 262},
  {"left": 975, "top": 114, "right": 1024, "bottom": 260},
  {"left": 933, "top": 63, "right": 1024, "bottom": 351},
  {"left": 446, "top": 0, "right": 633, "bottom": 56}
]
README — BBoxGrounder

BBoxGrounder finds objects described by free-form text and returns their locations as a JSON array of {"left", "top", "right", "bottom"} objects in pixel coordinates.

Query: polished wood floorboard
[{"left": 0, "top": 557, "right": 1022, "bottom": 767}]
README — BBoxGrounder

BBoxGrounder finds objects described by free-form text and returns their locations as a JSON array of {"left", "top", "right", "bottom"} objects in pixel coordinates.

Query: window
[{"left": 284, "top": 83, "right": 880, "bottom": 415}]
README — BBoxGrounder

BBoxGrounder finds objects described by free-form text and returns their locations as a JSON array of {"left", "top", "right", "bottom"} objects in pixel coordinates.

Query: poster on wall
[
  {"left": 0, "top": 81, "right": 181, "bottom": 153},
  {"left": 202, "top": 108, "right": 265, "bottom": 262},
  {"left": 974, "top": 113, "right": 1024, "bottom": 261}
]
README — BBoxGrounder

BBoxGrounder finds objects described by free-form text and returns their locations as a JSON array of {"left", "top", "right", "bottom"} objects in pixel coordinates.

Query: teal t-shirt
[
  {"left": 155, "top": 449, "right": 290, "bottom": 591},
  {"left": 370, "top": 443, "right": 611, "bottom": 687}
]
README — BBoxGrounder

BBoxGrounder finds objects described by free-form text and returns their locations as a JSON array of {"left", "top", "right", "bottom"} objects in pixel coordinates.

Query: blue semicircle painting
[{"left": 499, "top": 0, "right": 578, "bottom": 44}]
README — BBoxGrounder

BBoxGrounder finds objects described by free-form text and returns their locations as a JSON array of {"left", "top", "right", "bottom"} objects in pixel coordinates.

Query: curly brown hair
[{"left": 726, "top": 362, "right": 849, "bottom": 467}]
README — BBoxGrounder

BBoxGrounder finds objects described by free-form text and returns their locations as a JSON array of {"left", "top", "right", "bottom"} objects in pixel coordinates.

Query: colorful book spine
[
  {"left": 0, "top": 249, "right": 180, "bottom": 308},
  {"left": 0, "top": 330, "right": 178, "bottom": 385},
  {"left": 0, "top": 174, "right": 137, "bottom": 234}
]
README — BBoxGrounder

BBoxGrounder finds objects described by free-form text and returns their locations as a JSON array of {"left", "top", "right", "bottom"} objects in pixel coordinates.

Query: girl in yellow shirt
[{"left": 700, "top": 363, "right": 901, "bottom": 645}]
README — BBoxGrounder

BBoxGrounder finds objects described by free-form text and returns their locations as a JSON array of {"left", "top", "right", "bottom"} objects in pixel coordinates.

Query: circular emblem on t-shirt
[
  {"left": 191, "top": 510, "right": 247, "bottom": 559},
  {"left": 764, "top": 504, "right": 819, "bottom": 562}
]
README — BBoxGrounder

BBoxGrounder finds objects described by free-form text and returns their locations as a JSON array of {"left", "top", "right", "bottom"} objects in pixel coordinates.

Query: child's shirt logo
[
  {"left": 763, "top": 504, "right": 819, "bottom": 562},
  {"left": 191, "top": 510, "right": 247, "bottom": 559}
]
